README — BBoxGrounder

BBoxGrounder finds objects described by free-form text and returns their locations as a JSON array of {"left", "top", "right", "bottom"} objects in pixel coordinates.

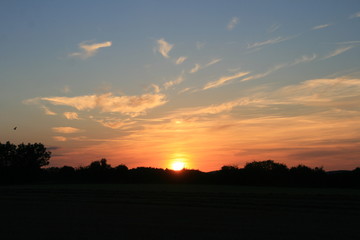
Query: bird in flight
[{"left": 13, "top": 127, "right": 17, "bottom": 130}]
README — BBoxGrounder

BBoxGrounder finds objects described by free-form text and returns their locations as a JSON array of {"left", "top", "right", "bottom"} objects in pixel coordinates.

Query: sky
[{"left": 1, "top": 0, "right": 360, "bottom": 171}]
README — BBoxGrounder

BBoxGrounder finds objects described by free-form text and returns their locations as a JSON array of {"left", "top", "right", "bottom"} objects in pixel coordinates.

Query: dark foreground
[{"left": 1, "top": 184, "right": 360, "bottom": 240}]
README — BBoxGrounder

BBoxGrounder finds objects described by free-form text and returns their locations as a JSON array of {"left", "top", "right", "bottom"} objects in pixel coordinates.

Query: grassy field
[{"left": 1, "top": 184, "right": 360, "bottom": 239}]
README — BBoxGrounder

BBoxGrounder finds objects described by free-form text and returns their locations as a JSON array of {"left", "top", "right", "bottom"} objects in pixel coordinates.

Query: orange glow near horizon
[
  {"left": 168, "top": 152, "right": 190, "bottom": 170},
  {"left": 171, "top": 161, "right": 185, "bottom": 171}
]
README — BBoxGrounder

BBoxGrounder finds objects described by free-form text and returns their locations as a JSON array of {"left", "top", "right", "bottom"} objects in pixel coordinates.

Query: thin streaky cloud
[
  {"left": 243, "top": 54, "right": 316, "bottom": 81},
  {"left": 203, "top": 71, "right": 250, "bottom": 90},
  {"left": 190, "top": 64, "right": 201, "bottom": 73},
  {"left": 151, "top": 84, "right": 161, "bottom": 93},
  {"left": 247, "top": 36, "right": 292, "bottom": 49},
  {"left": 242, "top": 64, "right": 286, "bottom": 81},
  {"left": 189, "top": 58, "right": 222, "bottom": 74},
  {"left": 64, "top": 112, "right": 80, "bottom": 120},
  {"left": 172, "top": 97, "right": 263, "bottom": 117},
  {"left": 312, "top": 24, "right": 331, "bottom": 30},
  {"left": 155, "top": 38, "right": 173, "bottom": 58},
  {"left": 52, "top": 127, "right": 82, "bottom": 134},
  {"left": 164, "top": 75, "right": 184, "bottom": 89},
  {"left": 267, "top": 23, "right": 280, "bottom": 33},
  {"left": 41, "top": 106, "right": 57, "bottom": 116},
  {"left": 291, "top": 54, "right": 317, "bottom": 65},
  {"left": 69, "top": 41, "right": 112, "bottom": 59},
  {"left": 178, "top": 87, "right": 191, "bottom": 94},
  {"left": 227, "top": 17, "right": 239, "bottom": 30},
  {"left": 205, "top": 58, "right": 222, "bottom": 67},
  {"left": 175, "top": 56, "right": 187, "bottom": 65},
  {"left": 94, "top": 119, "right": 135, "bottom": 129},
  {"left": 53, "top": 136, "right": 67, "bottom": 142},
  {"left": 323, "top": 46, "right": 353, "bottom": 60},
  {"left": 29, "top": 92, "right": 167, "bottom": 117},
  {"left": 336, "top": 41, "right": 360, "bottom": 45},
  {"left": 350, "top": 11, "right": 360, "bottom": 19}
]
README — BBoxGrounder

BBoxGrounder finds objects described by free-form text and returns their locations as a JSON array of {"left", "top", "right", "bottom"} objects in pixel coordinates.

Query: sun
[{"left": 171, "top": 161, "right": 185, "bottom": 171}]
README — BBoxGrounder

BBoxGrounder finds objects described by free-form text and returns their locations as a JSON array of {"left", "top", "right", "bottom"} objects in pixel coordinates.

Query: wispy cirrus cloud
[
  {"left": 64, "top": 112, "right": 80, "bottom": 120},
  {"left": 247, "top": 36, "right": 292, "bottom": 49},
  {"left": 267, "top": 23, "right": 280, "bottom": 33},
  {"left": 53, "top": 136, "right": 67, "bottom": 142},
  {"left": 205, "top": 58, "right": 222, "bottom": 67},
  {"left": 322, "top": 46, "right": 353, "bottom": 60},
  {"left": 189, "top": 58, "right": 222, "bottom": 74},
  {"left": 93, "top": 118, "right": 136, "bottom": 129},
  {"left": 203, "top": 71, "right": 250, "bottom": 90},
  {"left": 52, "top": 127, "right": 82, "bottom": 134},
  {"left": 69, "top": 41, "right": 112, "bottom": 59},
  {"left": 350, "top": 11, "right": 360, "bottom": 19},
  {"left": 171, "top": 97, "right": 263, "bottom": 117},
  {"left": 312, "top": 24, "right": 331, "bottom": 30},
  {"left": 227, "top": 17, "right": 239, "bottom": 30},
  {"left": 26, "top": 92, "right": 167, "bottom": 117},
  {"left": 242, "top": 64, "right": 286, "bottom": 81},
  {"left": 41, "top": 106, "right": 57, "bottom": 116},
  {"left": 155, "top": 38, "right": 173, "bottom": 58},
  {"left": 291, "top": 54, "right": 317, "bottom": 65},
  {"left": 164, "top": 75, "right": 184, "bottom": 89},
  {"left": 190, "top": 64, "right": 201, "bottom": 73},
  {"left": 175, "top": 56, "right": 187, "bottom": 65},
  {"left": 243, "top": 53, "right": 316, "bottom": 81}
]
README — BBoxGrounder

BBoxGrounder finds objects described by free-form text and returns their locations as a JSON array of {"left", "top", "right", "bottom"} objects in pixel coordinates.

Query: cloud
[
  {"left": 53, "top": 136, "right": 67, "bottom": 142},
  {"left": 227, "top": 17, "right": 239, "bottom": 30},
  {"left": 31, "top": 92, "right": 167, "bottom": 117},
  {"left": 273, "top": 77, "right": 360, "bottom": 105},
  {"left": 175, "top": 56, "right": 187, "bottom": 65},
  {"left": 291, "top": 54, "right": 317, "bottom": 65},
  {"left": 312, "top": 24, "right": 331, "bottom": 30},
  {"left": 178, "top": 87, "right": 191, "bottom": 94},
  {"left": 69, "top": 41, "right": 112, "bottom": 59},
  {"left": 190, "top": 64, "right": 201, "bottom": 73},
  {"left": 189, "top": 58, "right": 222, "bottom": 74},
  {"left": 155, "top": 38, "right": 173, "bottom": 58},
  {"left": 64, "top": 112, "right": 80, "bottom": 120},
  {"left": 172, "top": 97, "right": 263, "bottom": 117},
  {"left": 247, "top": 36, "right": 291, "bottom": 49},
  {"left": 205, "top": 58, "right": 222, "bottom": 67},
  {"left": 151, "top": 84, "right": 161, "bottom": 93},
  {"left": 242, "top": 64, "right": 286, "bottom": 81},
  {"left": 164, "top": 75, "right": 184, "bottom": 89},
  {"left": 203, "top": 71, "right": 250, "bottom": 90},
  {"left": 242, "top": 54, "right": 316, "bottom": 82},
  {"left": 323, "top": 46, "right": 353, "bottom": 60},
  {"left": 267, "top": 24, "right": 280, "bottom": 33},
  {"left": 350, "top": 11, "right": 360, "bottom": 19},
  {"left": 41, "top": 106, "right": 57, "bottom": 115},
  {"left": 52, "top": 127, "right": 82, "bottom": 134},
  {"left": 94, "top": 118, "right": 136, "bottom": 129}
]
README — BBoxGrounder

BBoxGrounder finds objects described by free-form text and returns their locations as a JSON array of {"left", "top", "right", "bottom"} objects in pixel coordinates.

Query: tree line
[{"left": 1, "top": 141, "right": 359, "bottom": 187}]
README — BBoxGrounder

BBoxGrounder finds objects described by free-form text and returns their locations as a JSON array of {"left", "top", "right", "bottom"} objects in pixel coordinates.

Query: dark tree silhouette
[
  {"left": 0, "top": 141, "right": 51, "bottom": 183},
  {"left": 0, "top": 141, "right": 50, "bottom": 169}
]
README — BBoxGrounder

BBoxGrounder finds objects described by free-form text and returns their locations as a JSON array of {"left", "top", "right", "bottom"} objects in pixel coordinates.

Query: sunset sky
[{"left": 1, "top": 0, "right": 360, "bottom": 171}]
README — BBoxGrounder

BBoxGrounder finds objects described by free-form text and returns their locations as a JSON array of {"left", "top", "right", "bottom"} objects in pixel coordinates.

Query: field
[{"left": 1, "top": 184, "right": 360, "bottom": 239}]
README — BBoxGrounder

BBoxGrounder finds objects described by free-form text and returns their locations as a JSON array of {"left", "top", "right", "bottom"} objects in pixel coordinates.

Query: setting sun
[{"left": 171, "top": 161, "right": 185, "bottom": 171}]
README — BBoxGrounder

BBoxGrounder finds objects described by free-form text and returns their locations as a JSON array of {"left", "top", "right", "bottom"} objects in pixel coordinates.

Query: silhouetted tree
[
  {"left": 244, "top": 160, "right": 289, "bottom": 185},
  {"left": 0, "top": 141, "right": 51, "bottom": 183}
]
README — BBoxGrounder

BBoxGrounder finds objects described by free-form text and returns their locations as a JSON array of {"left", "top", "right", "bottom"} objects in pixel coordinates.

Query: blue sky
[{"left": 1, "top": 1, "right": 360, "bottom": 171}]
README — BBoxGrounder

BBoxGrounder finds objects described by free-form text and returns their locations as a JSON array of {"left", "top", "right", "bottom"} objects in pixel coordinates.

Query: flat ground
[{"left": 0, "top": 184, "right": 359, "bottom": 239}]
